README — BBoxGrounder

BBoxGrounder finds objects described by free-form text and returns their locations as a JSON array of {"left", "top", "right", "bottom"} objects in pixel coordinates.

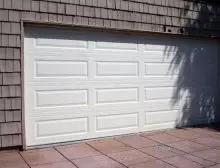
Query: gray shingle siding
[{"left": 0, "top": 0, "right": 219, "bottom": 148}]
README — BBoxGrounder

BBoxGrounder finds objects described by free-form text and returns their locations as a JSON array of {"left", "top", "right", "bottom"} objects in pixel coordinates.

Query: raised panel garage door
[{"left": 24, "top": 27, "right": 218, "bottom": 146}]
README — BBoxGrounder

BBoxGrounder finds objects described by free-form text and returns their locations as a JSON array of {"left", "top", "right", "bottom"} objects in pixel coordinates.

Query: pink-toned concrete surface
[{"left": 1, "top": 126, "right": 220, "bottom": 168}]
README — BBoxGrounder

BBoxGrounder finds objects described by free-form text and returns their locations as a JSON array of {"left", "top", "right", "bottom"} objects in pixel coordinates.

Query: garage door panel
[
  {"left": 96, "top": 61, "right": 139, "bottom": 77},
  {"left": 94, "top": 41, "right": 138, "bottom": 51},
  {"left": 143, "top": 78, "right": 178, "bottom": 87},
  {"left": 145, "top": 63, "right": 180, "bottom": 76},
  {"left": 35, "top": 60, "right": 88, "bottom": 78},
  {"left": 27, "top": 86, "right": 91, "bottom": 114},
  {"left": 96, "top": 113, "right": 138, "bottom": 132},
  {"left": 36, "top": 117, "right": 88, "bottom": 138},
  {"left": 35, "top": 89, "right": 88, "bottom": 108},
  {"left": 96, "top": 87, "right": 139, "bottom": 105},
  {"left": 145, "top": 110, "right": 179, "bottom": 125},
  {"left": 145, "top": 87, "right": 178, "bottom": 100},
  {"left": 142, "top": 51, "right": 176, "bottom": 63},
  {"left": 144, "top": 99, "right": 180, "bottom": 112},
  {"left": 35, "top": 37, "right": 89, "bottom": 49}
]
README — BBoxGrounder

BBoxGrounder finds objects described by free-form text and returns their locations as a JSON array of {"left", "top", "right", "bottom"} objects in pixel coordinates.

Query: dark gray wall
[{"left": 0, "top": 0, "right": 219, "bottom": 148}]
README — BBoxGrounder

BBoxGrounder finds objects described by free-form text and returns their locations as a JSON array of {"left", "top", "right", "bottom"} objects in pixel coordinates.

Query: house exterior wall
[{"left": 0, "top": 0, "right": 220, "bottom": 148}]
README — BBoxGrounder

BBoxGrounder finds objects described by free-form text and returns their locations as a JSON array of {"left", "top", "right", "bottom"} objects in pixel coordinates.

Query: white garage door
[{"left": 24, "top": 27, "right": 218, "bottom": 146}]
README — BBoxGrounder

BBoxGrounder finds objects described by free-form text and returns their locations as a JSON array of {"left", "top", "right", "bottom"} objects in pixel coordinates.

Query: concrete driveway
[{"left": 1, "top": 125, "right": 220, "bottom": 168}]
